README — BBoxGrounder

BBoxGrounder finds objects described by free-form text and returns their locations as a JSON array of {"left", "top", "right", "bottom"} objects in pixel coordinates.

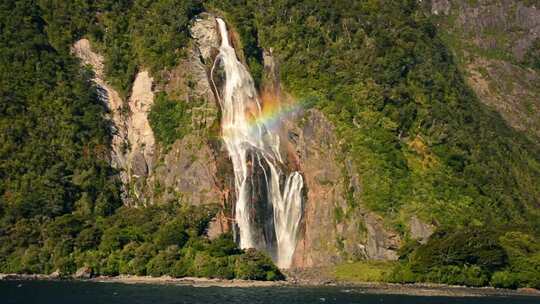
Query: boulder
[
  {"left": 49, "top": 269, "right": 61, "bottom": 279},
  {"left": 409, "top": 215, "right": 435, "bottom": 244},
  {"left": 73, "top": 266, "right": 93, "bottom": 279}
]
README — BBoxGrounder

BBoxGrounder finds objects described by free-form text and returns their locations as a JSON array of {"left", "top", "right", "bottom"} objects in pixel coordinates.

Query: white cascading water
[{"left": 213, "top": 18, "right": 303, "bottom": 268}]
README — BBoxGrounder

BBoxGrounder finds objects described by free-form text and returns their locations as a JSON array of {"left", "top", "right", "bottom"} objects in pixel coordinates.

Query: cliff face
[
  {"left": 76, "top": 4, "right": 538, "bottom": 269},
  {"left": 72, "top": 14, "right": 224, "bottom": 211},
  {"left": 288, "top": 109, "right": 401, "bottom": 267},
  {"left": 430, "top": 0, "right": 540, "bottom": 140},
  {"left": 74, "top": 13, "right": 416, "bottom": 268},
  {"left": 72, "top": 39, "right": 155, "bottom": 204}
]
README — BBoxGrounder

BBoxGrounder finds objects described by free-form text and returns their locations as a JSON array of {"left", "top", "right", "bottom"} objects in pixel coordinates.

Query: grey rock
[
  {"left": 290, "top": 109, "right": 400, "bottom": 267},
  {"left": 153, "top": 135, "right": 220, "bottom": 206},
  {"left": 191, "top": 14, "right": 220, "bottom": 63},
  {"left": 431, "top": 0, "right": 451, "bottom": 15},
  {"left": 409, "top": 215, "right": 435, "bottom": 244},
  {"left": 364, "top": 214, "right": 399, "bottom": 260}
]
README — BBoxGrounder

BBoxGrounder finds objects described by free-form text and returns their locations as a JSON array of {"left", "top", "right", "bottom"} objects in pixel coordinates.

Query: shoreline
[{"left": 2, "top": 273, "right": 540, "bottom": 298}]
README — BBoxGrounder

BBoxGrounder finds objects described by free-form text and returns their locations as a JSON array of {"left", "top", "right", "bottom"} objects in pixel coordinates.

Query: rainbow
[{"left": 247, "top": 93, "right": 303, "bottom": 134}]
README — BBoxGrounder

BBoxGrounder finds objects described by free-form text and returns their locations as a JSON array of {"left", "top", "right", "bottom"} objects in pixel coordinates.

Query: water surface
[{"left": 2, "top": 281, "right": 539, "bottom": 304}]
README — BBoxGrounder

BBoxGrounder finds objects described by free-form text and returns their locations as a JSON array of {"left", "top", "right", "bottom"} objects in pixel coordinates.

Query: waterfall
[{"left": 213, "top": 18, "right": 303, "bottom": 268}]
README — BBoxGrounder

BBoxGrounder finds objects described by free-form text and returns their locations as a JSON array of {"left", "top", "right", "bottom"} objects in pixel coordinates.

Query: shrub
[
  {"left": 235, "top": 249, "right": 284, "bottom": 281},
  {"left": 409, "top": 227, "right": 508, "bottom": 274},
  {"left": 423, "top": 265, "right": 488, "bottom": 287},
  {"left": 491, "top": 271, "right": 519, "bottom": 289},
  {"left": 149, "top": 93, "right": 192, "bottom": 148},
  {"left": 101, "top": 251, "right": 121, "bottom": 276},
  {"left": 146, "top": 246, "right": 181, "bottom": 277},
  {"left": 155, "top": 220, "right": 189, "bottom": 249},
  {"left": 388, "top": 263, "right": 417, "bottom": 284},
  {"left": 207, "top": 233, "right": 242, "bottom": 257}
]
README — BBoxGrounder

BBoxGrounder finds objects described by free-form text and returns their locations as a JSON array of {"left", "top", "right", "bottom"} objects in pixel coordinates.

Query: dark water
[{"left": 1, "top": 281, "right": 538, "bottom": 304}]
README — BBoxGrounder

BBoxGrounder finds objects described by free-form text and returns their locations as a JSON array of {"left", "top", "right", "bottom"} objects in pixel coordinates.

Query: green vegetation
[
  {"left": 335, "top": 227, "right": 540, "bottom": 288},
  {"left": 2, "top": 0, "right": 540, "bottom": 287},
  {"left": 0, "top": 203, "right": 282, "bottom": 280},
  {"left": 148, "top": 93, "right": 192, "bottom": 148},
  {"left": 391, "top": 226, "right": 540, "bottom": 288},
  {"left": 210, "top": 0, "right": 540, "bottom": 288},
  {"left": 0, "top": 0, "right": 281, "bottom": 281},
  {"left": 334, "top": 261, "right": 395, "bottom": 283},
  {"left": 0, "top": 0, "right": 121, "bottom": 222}
]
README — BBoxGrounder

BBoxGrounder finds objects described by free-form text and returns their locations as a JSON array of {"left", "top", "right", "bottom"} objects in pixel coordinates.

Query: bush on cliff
[{"left": 148, "top": 93, "right": 192, "bottom": 148}]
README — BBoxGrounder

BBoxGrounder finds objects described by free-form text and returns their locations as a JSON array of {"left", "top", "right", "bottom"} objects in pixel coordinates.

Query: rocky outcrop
[
  {"left": 72, "top": 14, "right": 225, "bottom": 208},
  {"left": 49, "top": 269, "right": 61, "bottom": 279},
  {"left": 446, "top": 0, "right": 540, "bottom": 60},
  {"left": 73, "top": 39, "right": 157, "bottom": 205},
  {"left": 465, "top": 58, "right": 540, "bottom": 139},
  {"left": 190, "top": 14, "right": 220, "bottom": 63},
  {"left": 152, "top": 135, "right": 220, "bottom": 206},
  {"left": 409, "top": 215, "right": 435, "bottom": 244},
  {"left": 289, "top": 109, "right": 400, "bottom": 267},
  {"left": 73, "top": 266, "right": 93, "bottom": 279},
  {"left": 72, "top": 39, "right": 128, "bottom": 183},
  {"left": 126, "top": 71, "right": 155, "bottom": 203},
  {"left": 431, "top": 0, "right": 450, "bottom": 16},
  {"left": 289, "top": 109, "right": 349, "bottom": 267},
  {"left": 143, "top": 14, "right": 232, "bottom": 239},
  {"left": 148, "top": 14, "right": 224, "bottom": 208},
  {"left": 431, "top": 0, "right": 540, "bottom": 140}
]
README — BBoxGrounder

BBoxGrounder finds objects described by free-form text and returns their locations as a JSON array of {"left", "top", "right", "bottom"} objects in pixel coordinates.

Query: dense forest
[
  {"left": 0, "top": 0, "right": 280, "bottom": 280},
  {"left": 0, "top": 0, "right": 539, "bottom": 288},
  {"left": 210, "top": 0, "right": 540, "bottom": 287}
]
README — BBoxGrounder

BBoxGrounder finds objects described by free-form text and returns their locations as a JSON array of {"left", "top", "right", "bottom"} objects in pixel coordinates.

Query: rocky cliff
[
  {"left": 429, "top": 0, "right": 540, "bottom": 140},
  {"left": 72, "top": 13, "right": 410, "bottom": 268},
  {"left": 72, "top": 15, "right": 223, "bottom": 210},
  {"left": 72, "top": 39, "right": 156, "bottom": 204}
]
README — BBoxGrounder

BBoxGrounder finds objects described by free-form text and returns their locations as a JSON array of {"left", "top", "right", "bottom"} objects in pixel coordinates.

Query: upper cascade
[{"left": 213, "top": 18, "right": 304, "bottom": 268}]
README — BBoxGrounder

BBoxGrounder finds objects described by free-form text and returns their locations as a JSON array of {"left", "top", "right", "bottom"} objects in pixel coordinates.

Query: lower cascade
[{"left": 212, "top": 18, "right": 304, "bottom": 268}]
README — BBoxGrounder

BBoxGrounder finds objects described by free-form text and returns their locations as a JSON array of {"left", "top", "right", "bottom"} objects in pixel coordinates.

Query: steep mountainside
[
  {"left": 1, "top": 0, "right": 539, "bottom": 289},
  {"left": 429, "top": 0, "right": 540, "bottom": 140}
]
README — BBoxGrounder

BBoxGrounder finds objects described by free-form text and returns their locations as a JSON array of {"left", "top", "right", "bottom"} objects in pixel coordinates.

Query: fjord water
[
  {"left": 2, "top": 281, "right": 538, "bottom": 304},
  {"left": 213, "top": 18, "right": 303, "bottom": 268}
]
